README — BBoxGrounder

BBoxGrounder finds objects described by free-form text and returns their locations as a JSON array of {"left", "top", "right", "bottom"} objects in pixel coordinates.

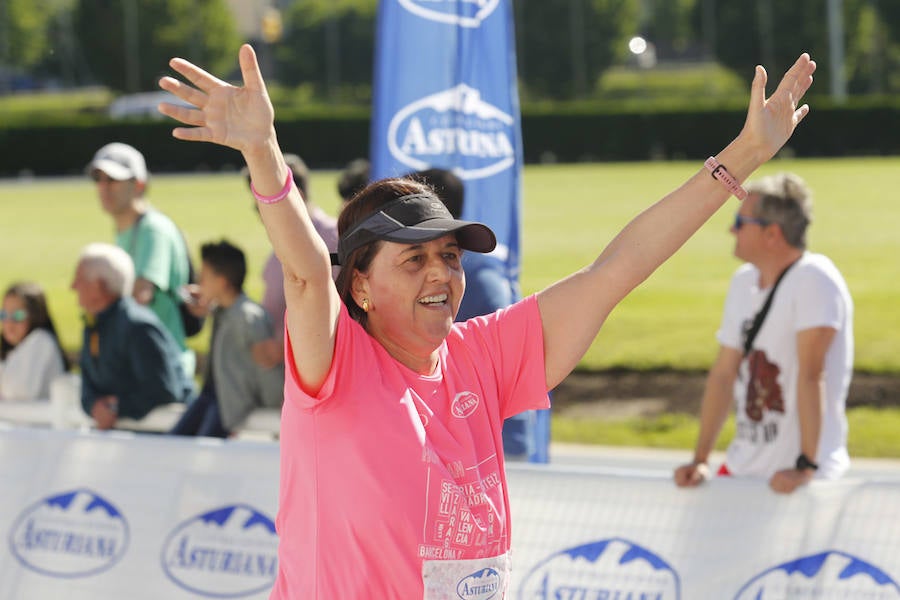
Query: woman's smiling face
[{"left": 356, "top": 234, "right": 465, "bottom": 366}]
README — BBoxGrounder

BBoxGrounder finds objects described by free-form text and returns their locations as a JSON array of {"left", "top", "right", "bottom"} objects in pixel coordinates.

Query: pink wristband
[
  {"left": 251, "top": 169, "right": 293, "bottom": 205},
  {"left": 704, "top": 156, "right": 748, "bottom": 201}
]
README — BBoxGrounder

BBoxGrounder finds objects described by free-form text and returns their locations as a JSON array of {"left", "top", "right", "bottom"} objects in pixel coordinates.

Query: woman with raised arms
[{"left": 158, "top": 46, "right": 815, "bottom": 599}]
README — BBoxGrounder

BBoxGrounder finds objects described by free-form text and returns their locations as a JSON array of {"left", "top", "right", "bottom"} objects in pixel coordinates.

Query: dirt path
[{"left": 552, "top": 369, "right": 900, "bottom": 420}]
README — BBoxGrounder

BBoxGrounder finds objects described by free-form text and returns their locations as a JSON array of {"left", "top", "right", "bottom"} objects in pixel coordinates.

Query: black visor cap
[{"left": 333, "top": 193, "right": 496, "bottom": 266}]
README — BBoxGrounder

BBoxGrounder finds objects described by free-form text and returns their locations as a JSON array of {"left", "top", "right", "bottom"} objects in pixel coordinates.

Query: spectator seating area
[{"left": 0, "top": 373, "right": 281, "bottom": 440}]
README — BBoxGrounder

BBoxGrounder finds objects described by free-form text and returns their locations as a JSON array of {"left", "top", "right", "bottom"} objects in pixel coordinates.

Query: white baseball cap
[{"left": 87, "top": 142, "right": 148, "bottom": 183}]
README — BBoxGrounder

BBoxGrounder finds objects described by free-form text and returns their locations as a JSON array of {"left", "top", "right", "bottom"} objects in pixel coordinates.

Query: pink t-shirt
[{"left": 270, "top": 295, "right": 549, "bottom": 599}]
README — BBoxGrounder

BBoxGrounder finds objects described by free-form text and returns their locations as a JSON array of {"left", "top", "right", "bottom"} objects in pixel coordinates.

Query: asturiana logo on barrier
[
  {"left": 457, "top": 567, "right": 501, "bottom": 599},
  {"left": 8, "top": 488, "right": 129, "bottom": 578},
  {"left": 387, "top": 84, "right": 516, "bottom": 181},
  {"left": 399, "top": 0, "right": 499, "bottom": 28},
  {"left": 734, "top": 550, "right": 900, "bottom": 599},
  {"left": 161, "top": 504, "right": 279, "bottom": 598},
  {"left": 519, "top": 537, "right": 681, "bottom": 600}
]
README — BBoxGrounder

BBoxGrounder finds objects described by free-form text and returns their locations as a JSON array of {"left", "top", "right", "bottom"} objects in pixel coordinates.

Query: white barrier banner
[
  {"left": 0, "top": 428, "right": 280, "bottom": 600},
  {"left": 2, "top": 428, "right": 900, "bottom": 599},
  {"left": 507, "top": 465, "right": 900, "bottom": 599}
]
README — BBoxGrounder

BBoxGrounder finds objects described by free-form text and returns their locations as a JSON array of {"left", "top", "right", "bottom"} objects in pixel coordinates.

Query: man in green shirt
[{"left": 86, "top": 142, "right": 195, "bottom": 377}]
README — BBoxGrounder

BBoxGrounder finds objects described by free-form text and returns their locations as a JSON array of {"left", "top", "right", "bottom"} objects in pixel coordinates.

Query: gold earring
[{"left": 362, "top": 298, "right": 369, "bottom": 313}]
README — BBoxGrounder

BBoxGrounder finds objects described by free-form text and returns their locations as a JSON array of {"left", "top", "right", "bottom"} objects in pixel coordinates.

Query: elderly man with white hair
[{"left": 71, "top": 243, "right": 194, "bottom": 430}]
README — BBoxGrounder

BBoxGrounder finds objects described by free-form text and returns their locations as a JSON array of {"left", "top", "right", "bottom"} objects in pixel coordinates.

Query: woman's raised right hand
[{"left": 158, "top": 44, "right": 276, "bottom": 154}]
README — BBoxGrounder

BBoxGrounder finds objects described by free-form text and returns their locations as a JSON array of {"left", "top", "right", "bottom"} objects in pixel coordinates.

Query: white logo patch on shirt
[{"left": 451, "top": 391, "right": 480, "bottom": 418}]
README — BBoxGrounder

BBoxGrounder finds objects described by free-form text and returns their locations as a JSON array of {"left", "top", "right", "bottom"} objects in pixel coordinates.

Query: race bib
[{"left": 422, "top": 552, "right": 510, "bottom": 600}]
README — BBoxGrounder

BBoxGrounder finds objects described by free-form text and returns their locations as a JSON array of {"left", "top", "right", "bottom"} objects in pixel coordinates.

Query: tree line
[{"left": 1, "top": 0, "right": 897, "bottom": 100}]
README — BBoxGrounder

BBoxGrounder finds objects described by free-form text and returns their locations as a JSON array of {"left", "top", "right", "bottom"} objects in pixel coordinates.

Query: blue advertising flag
[
  {"left": 371, "top": 1, "right": 550, "bottom": 464},
  {"left": 370, "top": 0, "right": 523, "bottom": 292}
]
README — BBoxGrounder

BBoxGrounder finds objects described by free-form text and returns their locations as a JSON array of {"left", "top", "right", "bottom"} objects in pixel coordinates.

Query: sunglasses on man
[{"left": 733, "top": 214, "right": 769, "bottom": 230}]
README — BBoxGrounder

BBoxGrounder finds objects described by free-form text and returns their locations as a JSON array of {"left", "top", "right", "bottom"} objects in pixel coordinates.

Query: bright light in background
[
  {"left": 628, "top": 36, "right": 657, "bottom": 69},
  {"left": 628, "top": 36, "right": 648, "bottom": 55}
]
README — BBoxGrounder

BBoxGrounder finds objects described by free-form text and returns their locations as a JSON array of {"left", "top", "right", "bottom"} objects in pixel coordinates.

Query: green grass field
[
  {"left": 2, "top": 157, "right": 899, "bottom": 371},
  {"left": 552, "top": 407, "right": 900, "bottom": 458},
  {"left": 520, "top": 157, "right": 900, "bottom": 373},
  {"left": 3, "top": 157, "right": 899, "bottom": 456}
]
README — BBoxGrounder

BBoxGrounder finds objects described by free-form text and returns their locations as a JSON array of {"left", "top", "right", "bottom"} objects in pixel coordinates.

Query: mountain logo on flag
[
  {"left": 399, "top": 0, "right": 500, "bottom": 28},
  {"left": 388, "top": 84, "right": 516, "bottom": 181}
]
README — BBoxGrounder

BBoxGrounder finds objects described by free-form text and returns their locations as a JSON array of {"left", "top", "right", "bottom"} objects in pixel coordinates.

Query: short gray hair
[
  {"left": 746, "top": 172, "right": 813, "bottom": 249},
  {"left": 78, "top": 243, "right": 135, "bottom": 298}
]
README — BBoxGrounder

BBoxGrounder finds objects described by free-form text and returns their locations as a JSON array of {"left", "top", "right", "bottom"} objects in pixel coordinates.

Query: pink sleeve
[
  {"left": 455, "top": 294, "right": 549, "bottom": 419},
  {"left": 283, "top": 302, "right": 357, "bottom": 410}
]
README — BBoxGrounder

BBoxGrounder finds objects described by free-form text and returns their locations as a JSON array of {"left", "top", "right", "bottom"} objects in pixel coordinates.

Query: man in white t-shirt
[{"left": 674, "top": 173, "right": 853, "bottom": 494}]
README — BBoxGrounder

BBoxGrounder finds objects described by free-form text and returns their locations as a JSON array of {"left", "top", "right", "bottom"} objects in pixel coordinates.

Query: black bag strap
[{"left": 741, "top": 258, "right": 800, "bottom": 357}]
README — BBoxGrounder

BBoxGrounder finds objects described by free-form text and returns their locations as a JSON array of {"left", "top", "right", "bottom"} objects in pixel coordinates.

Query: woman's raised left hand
[{"left": 739, "top": 53, "right": 816, "bottom": 162}]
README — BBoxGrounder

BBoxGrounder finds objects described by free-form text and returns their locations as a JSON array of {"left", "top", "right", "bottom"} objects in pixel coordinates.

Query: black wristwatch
[{"left": 795, "top": 453, "right": 819, "bottom": 472}]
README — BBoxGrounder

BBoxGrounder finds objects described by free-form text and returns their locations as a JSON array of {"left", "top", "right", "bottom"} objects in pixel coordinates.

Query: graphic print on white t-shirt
[
  {"left": 738, "top": 349, "right": 786, "bottom": 445},
  {"left": 745, "top": 350, "right": 785, "bottom": 420}
]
